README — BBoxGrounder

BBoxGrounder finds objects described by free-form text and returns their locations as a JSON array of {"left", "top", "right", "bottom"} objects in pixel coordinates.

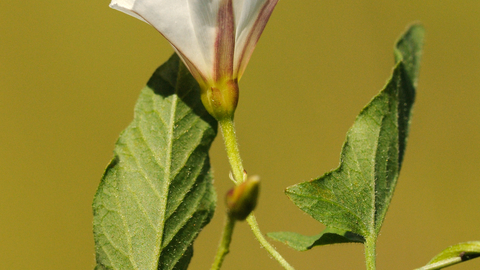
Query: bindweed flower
[{"left": 110, "top": 0, "right": 279, "bottom": 120}]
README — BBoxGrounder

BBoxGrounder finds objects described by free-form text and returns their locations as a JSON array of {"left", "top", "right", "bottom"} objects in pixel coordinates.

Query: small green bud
[{"left": 225, "top": 175, "right": 260, "bottom": 221}]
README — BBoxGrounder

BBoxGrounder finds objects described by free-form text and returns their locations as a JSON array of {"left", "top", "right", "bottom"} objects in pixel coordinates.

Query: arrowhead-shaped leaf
[
  {"left": 416, "top": 241, "right": 480, "bottom": 270},
  {"left": 93, "top": 54, "right": 217, "bottom": 270},
  {"left": 270, "top": 24, "right": 424, "bottom": 248}
]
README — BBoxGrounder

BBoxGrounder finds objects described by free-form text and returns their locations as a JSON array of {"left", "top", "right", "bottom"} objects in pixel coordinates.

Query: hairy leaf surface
[{"left": 93, "top": 54, "right": 217, "bottom": 270}]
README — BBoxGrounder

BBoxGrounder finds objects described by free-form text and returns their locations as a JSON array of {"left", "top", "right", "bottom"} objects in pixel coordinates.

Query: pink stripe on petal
[
  {"left": 213, "top": 0, "right": 235, "bottom": 82},
  {"left": 235, "top": 0, "right": 278, "bottom": 80}
]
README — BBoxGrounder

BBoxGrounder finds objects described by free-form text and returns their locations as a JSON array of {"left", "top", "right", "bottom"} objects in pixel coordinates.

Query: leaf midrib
[
  {"left": 152, "top": 79, "right": 179, "bottom": 269},
  {"left": 351, "top": 105, "right": 386, "bottom": 238}
]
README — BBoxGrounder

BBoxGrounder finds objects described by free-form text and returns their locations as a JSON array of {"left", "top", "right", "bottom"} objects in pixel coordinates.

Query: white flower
[{"left": 110, "top": 0, "right": 278, "bottom": 119}]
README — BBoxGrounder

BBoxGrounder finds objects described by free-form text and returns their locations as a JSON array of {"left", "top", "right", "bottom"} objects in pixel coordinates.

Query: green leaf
[
  {"left": 416, "top": 241, "right": 480, "bottom": 270},
  {"left": 272, "top": 24, "right": 424, "bottom": 249},
  {"left": 394, "top": 23, "right": 424, "bottom": 89},
  {"left": 267, "top": 227, "right": 364, "bottom": 251},
  {"left": 93, "top": 54, "right": 218, "bottom": 270}
]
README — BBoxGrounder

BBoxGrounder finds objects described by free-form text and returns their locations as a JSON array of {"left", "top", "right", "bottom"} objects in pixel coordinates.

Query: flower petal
[
  {"left": 233, "top": 0, "right": 278, "bottom": 79},
  {"left": 186, "top": 0, "right": 220, "bottom": 83},
  {"left": 110, "top": 0, "right": 278, "bottom": 87},
  {"left": 110, "top": 0, "right": 216, "bottom": 85},
  {"left": 109, "top": 0, "right": 148, "bottom": 23},
  {"left": 213, "top": 0, "right": 235, "bottom": 81}
]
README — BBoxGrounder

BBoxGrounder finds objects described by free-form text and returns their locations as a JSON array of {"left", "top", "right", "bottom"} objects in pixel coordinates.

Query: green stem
[
  {"left": 247, "top": 214, "right": 295, "bottom": 270},
  {"left": 365, "top": 235, "right": 377, "bottom": 270},
  {"left": 414, "top": 257, "right": 465, "bottom": 270},
  {"left": 218, "top": 117, "right": 295, "bottom": 270},
  {"left": 211, "top": 215, "right": 236, "bottom": 270},
  {"left": 219, "top": 118, "right": 244, "bottom": 184}
]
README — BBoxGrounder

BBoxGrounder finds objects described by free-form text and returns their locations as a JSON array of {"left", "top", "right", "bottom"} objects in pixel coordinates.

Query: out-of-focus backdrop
[{"left": 1, "top": 1, "right": 479, "bottom": 269}]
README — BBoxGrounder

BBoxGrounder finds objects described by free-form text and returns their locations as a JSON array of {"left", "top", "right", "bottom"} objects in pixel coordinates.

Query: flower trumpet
[{"left": 110, "top": 0, "right": 278, "bottom": 120}]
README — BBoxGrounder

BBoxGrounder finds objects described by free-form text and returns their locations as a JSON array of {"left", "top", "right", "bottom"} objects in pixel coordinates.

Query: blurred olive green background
[{"left": 1, "top": 0, "right": 479, "bottom": 269}]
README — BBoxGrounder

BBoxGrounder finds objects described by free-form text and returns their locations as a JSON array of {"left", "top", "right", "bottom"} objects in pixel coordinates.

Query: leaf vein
[{"left": 123, "top": 140, "right": 164, "bottom": 202}]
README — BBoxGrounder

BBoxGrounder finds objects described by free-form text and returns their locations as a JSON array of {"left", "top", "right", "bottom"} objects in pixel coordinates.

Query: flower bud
[{"left": 225, "top": 175, "right": 260, "bottom": 220}]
